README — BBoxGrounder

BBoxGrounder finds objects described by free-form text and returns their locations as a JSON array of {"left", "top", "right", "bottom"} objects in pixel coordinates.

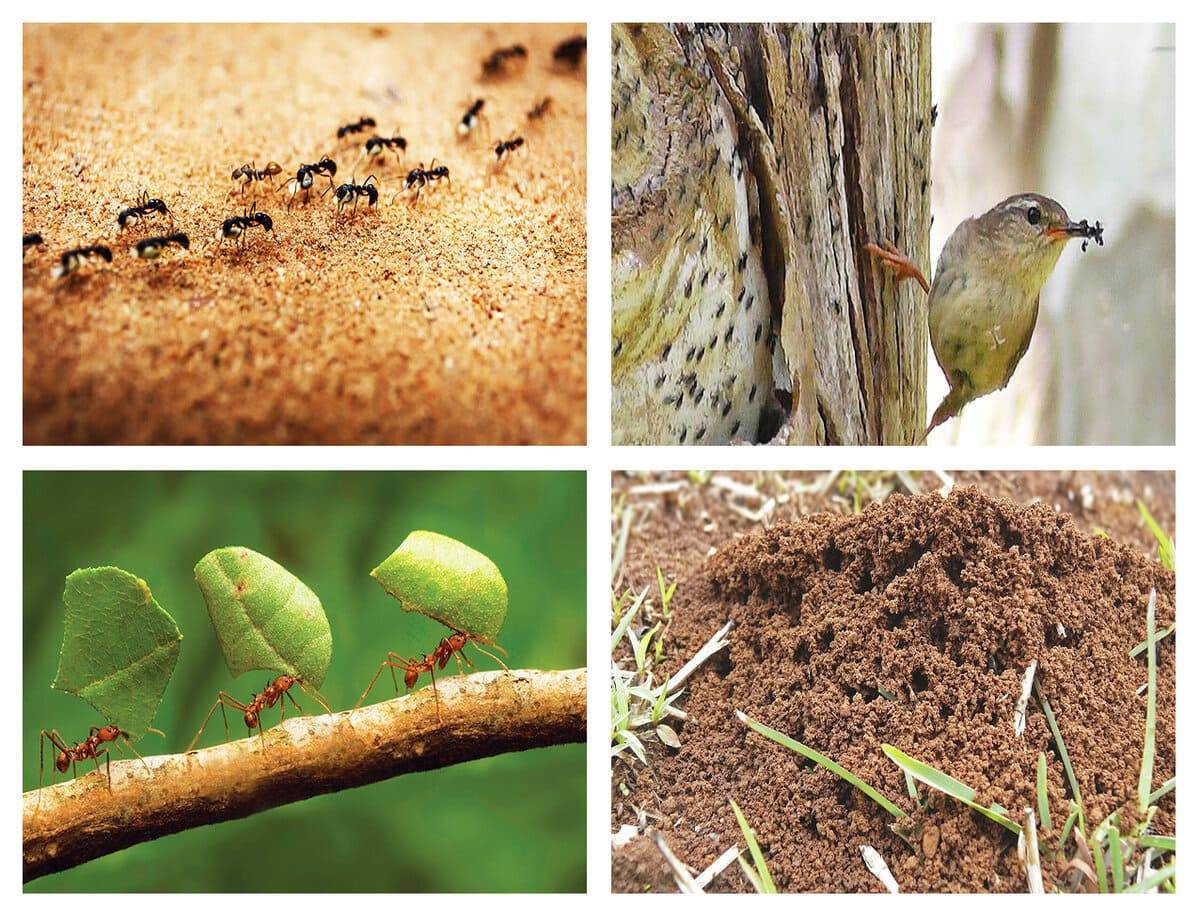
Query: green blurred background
[{"left": 23, "top": 471, "right": 586, "bottom": 892}]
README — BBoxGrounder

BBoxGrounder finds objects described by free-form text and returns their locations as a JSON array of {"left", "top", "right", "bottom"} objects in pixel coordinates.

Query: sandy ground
[{"left": 23, "top": 23, "right": 586, "bottom": 444}]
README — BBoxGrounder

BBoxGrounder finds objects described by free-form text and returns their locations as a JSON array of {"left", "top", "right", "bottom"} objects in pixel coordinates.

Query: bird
[
  {"left": 610, "top": 23, "right": 777, "bottom": 446},
  {"left": 867, "top": 193, "right": 1102, "bottom": 441}
]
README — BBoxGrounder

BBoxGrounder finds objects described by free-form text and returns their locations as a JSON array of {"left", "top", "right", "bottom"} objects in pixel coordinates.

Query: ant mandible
[
  {"left": 186, "top": 674, "right": 332, "bottom": 753},
  {"left": 37, "top": 724, "right": 150, "bottom": 806},
  {"left": 355, "top": 630, "right": 508, "bottom": 722}
]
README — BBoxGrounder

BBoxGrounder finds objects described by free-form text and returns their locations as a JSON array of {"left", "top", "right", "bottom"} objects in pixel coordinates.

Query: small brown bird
[{"left": 868, "top": 193, "right": 1102, "bottom": 441}]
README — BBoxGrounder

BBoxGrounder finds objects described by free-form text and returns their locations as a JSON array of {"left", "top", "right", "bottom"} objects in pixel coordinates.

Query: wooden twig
[{"left": 23, "top": 667, "right": 586, "bottom": 882}]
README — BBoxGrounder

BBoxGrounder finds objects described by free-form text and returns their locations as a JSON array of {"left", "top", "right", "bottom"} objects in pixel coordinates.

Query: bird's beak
[{"left": 1045, "top": 219, "right": 1090, "bottom": 241}]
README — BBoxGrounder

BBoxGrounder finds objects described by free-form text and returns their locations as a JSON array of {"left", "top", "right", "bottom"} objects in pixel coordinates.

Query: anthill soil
[
  {"left": 611, "top": 472, "right": 1175, "bottom": 892},
  {"left": 23, "top": 23, "right": 586, "bottom": 444}
]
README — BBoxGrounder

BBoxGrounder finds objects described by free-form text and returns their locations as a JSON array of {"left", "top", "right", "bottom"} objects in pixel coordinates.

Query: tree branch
[{"left": 23, "top": 667, "right": 586, "bottom": 882}]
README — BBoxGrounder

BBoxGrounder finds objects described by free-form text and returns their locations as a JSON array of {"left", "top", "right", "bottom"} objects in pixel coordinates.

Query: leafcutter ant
[
  {"left": 186, "top": 674, "right": 332, "bottom": 753},
  {"left": 37, "top": 724, "right": 151, "bottom": 807},
  {"left": 355, "top": 630, "right": 509, "bottom": 722}
]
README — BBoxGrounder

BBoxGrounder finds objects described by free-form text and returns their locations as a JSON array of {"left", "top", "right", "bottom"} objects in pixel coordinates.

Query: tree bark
[
  {"left": 23, "top": 667, "right": 586, "bottom": 882},
  {"left": 612, "top": 23, "right": 931, "bottom": 444}
]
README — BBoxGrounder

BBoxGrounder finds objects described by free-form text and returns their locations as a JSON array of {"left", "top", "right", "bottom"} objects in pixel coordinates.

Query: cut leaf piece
[
  {"left": 195, "top": 547, "right": 332, "bottom": 689},
  {"left": 51, "top": 567, "right": 182, "bottom": 741},
  {"left": 371, "top": 531, "right": 508, "bottom": 640}
]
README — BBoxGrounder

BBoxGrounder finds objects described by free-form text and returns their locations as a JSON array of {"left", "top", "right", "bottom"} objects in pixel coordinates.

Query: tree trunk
[{"left": 612, "top": 23, "right": 931, "bottom": 445}]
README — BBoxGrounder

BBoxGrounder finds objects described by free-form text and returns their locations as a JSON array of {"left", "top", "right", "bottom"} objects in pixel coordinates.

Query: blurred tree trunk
[{"left": 612, "top": 23, "right": 932, "bottom": 444}]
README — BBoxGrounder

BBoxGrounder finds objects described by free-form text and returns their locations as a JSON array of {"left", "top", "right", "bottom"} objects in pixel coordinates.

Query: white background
[{"left": 8, "top": 0, "right": 1189, "bottom": 906}]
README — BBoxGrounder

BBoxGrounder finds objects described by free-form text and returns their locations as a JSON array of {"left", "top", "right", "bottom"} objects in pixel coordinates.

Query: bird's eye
[{"left": 1027, "top": 206, "right": 1041, "bottom": 225}]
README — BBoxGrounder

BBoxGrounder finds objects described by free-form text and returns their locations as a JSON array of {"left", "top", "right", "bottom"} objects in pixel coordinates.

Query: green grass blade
[
  {"left": 610, "top": 585, "right": 648, "bottom": 653},
  {"left": 1123, "top": 861, "right": 1175, "bottom": 893},
  {"left": 730, "top": 798, "right": 776, "bottom": 894},
  {"left": 1130, "top": 622, "right": 1175, "bottom": 658},
  {"left": 1149, "top": 777, "right": 1175, "bottom": 804},
  {"left": 1138, "top": 589, "right": 1158, "bottom": 814},
  {"left": 882, "top": 744, "right": 1021, "bottom": 834},
  {"left": 1137, "top": 500, "right": 1175, "bottom": 570},
  {"left": 904, "top": 770, "right": 919, "bottom": 801},
  {"left": 1139, "top": 835, "right": 1175, "bottom": 852},
  {"left": 1092, "top": 834, "right": 1109, "bottom": 893},
  {"left": 1036, "top": 680, "right": 1086, "bottom": 834},
  {"left": 1108, "top": 822, "right": 1125, "bottom": 892},
  {"left": 1037, "top": 753, "right": 1052, "bottom": 833},
  {"left": 1058, "top": 803, "right": 1079, "bottom": 851},
  {"left": 738, "top": 711, "right": 906, "bottom": 820}
]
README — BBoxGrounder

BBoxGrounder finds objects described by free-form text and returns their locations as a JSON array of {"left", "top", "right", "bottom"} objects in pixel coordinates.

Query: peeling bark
[{"left": 23, "top": 668, "right": 586, "bottom": 882}]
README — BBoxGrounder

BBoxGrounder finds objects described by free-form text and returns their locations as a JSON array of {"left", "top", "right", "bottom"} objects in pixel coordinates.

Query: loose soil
[
  {"left": 23, "top": 23, "right": 586, "bottom": 444},
  {"left": 611, "top": 472, "right": 1175, "bottom": 893}
]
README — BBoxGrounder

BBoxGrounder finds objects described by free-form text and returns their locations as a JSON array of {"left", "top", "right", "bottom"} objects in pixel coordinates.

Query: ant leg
[
  {"left": 37, "top": 730, "right": 70, "bottom": 809},
  {"left": 101, "top": 749, "right": 112, "bottom": 792},
  {"left": 471, "top": 640, "right": 510, "bottom": 671},
  {"left": 428, "top": 664, "right": 442, "bottom": 723},
  {"left": 356, "top": 658, "right": 404, "bottom": 709},
  {"left": 293, "top": 680, "right": 333, "bottom": 716},
  {"left": 118, "top": 735, "right": 153, "bottom": 776},
  {"left": 186, "top": 693, "right": 245, "bottom": 752}
]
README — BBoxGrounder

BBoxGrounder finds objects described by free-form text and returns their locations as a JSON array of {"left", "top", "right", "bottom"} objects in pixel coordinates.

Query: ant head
[
  {"left": 244, "top": 709, "right": 259, "bottom": 729},
  {"left": 363, "top": 116, "right": 376, "bottom": 128},
  {"left": 172, "top": 232, "right": 191, "bottom": 249},
  {"left": 366, "top": 185, "right": 379, "bottom": 205},
  {"left": 95, "top": 724, "right": 122, "bottom": 742},
  {"left": 320, "top": 157, "right": 337, "bottom": 175},
  {"left": 96, "top": 246, "right": 114, "bottom": 262},
  {"left": 55, "top": 750, "right": 71, "bottom": 772},
  {"left": 255, "top": 213, "right": 273, "bottom": 232}
]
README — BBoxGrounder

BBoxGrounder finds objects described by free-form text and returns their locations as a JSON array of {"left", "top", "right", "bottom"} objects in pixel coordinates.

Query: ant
[
  {"left": 117, "top": 192, "right": 169, "bottom": 229},
  {"left": 51, "top": 244, "right": 112, "bottom": 279},
  {"left": 457, "top": 98, "right": 488, "bottom": 138},
  {"left": 482, "top": 44, "right": 527, "bottom": 78},
  {"left": 527, "top": 96, "right": 553, "bottom": 121},
  {"left": 492, "top": 135, "right": 525, "bottom": 166},
  {"left": 217, "top": 201, "right": 273, "bottom": 248},
  {"left": 356, "top": 630, "right": 509, "bottom": 722},
  {"left": 37, "top": 724, "right": 150, "bottom": 806},
  {"left": 187, "top": 674, "right": 332, "bottom": 753},
  {"left": 363, "top": 131, "right": 407, "bottom": 165},
  {"left": 286, "top": 157, "right": 338, "bottom": 210},
  {"left": 330, "top": 175, "right": 380, "bottom": 218},
  {"left": 24, "top": 232, "right": 44, "bottom": 255},
  {"left": 337, "top": 116, "right": 376, "bottom": 140},
  {"left": 553, "top": 35, "right": 587, "bottom": 69},
  {"left": 230, "top": 161, "right": 283, "bottom": 197},
  {"left": 131, "top": 232, "right": 190, "bottom": 260},
  {"left": 397, "top": 160, "right": 450, "bottom": 203}
]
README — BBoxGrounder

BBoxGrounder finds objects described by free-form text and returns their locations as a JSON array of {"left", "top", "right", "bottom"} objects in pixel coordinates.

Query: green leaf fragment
[
  {"left": 371, "top": 531, "right": 508, "bottom": 641},
  {"left": 52, "top": 567, "right": 182, "bottom": 741},
  {"left": 194, "top": 547, "right": 332, "bottom": 689}
]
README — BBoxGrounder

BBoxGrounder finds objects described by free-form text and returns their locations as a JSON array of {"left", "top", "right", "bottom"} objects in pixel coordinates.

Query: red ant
[
  {"left": 37, "top": 724, "right": 151, "bottom": 807},
  {"left": 356, "top": 631, "right": 509, "bottom": 721},
  {"left": 186, "top": 674, "right": 332, "bottom": 753}
]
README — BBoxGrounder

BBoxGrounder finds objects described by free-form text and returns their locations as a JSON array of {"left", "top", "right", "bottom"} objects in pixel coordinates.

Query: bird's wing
[{"left": 1000, "top": 295, "right": 1039, "bottom": 390}]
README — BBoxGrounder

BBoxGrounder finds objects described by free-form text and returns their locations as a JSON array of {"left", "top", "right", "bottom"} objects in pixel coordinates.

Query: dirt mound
[{"left": 612, "top": 486, "right": 1175, "bottom": 892}]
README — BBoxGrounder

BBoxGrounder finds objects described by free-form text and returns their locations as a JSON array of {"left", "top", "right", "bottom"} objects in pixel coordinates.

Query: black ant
[
  {"left": 51, "top": 245, "right": 112, "bottom": 279},
  {"left": 330, "top": 175, "right": 380, "bottom": 217},
  {"left": 527, "top": 96, "right": 553, "bottom": 121},
  {"left": 364, "top": 131, "right": 407, "bottom": 165},
  {"left": 37, "top": 724, "right": 151, "bottom": 806},
  {"left": 553, "top": 35, "right": 587, "bottom": 69},
  {"left": 187, "top": 674, "right": 332, "bottom": 753},
  {"left": 398, "top": 160, "right": 450, "bottom": 202},
  {"left": 286, "top": 157, "right": 338, "bottom": 210},
  {"left": 482, "top": 44, "right": 527, "bottom": 78},
  {"left": 24, "top": 232, "right": 44, "bottom": 255},
  {"left": 337, "top": 116, "right": 376, "bottom": 140},
  {"left": 457, "top": 98, "right": 487, "bottom": 138},
  {"left": 131, "top": 232, "right": 190, "bottom": 260},
  {"left": 492, "top": 135, "right": 525, "bottom": 166},
  {"left": 230, "top": 160, "right": 283, "bottom": 197},
  {"left": 117, "top": 192, "right": 169, "bottom": 229},
  {"left": 356, "top": 630, "right": 508, "bottom": 722},
  {"left": 217, "top": 201, "right": 273, "bottom": 248}
]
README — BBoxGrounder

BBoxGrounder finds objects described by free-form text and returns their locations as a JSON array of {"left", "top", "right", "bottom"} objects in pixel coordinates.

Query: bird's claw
[{"left": 865, "top": 241, "right": 931, "bottom": 294}]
